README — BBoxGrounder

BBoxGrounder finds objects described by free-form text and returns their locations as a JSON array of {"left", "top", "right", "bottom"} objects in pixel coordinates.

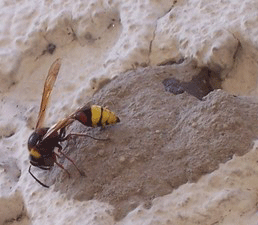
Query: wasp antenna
[{"left": 28, "top": 165, "right": 49, "bottom": 188}]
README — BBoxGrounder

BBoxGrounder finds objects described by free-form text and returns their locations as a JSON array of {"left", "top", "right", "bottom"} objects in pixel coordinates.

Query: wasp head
[{"left": 27, "top": 127, "right": 58, "bottom": 169}]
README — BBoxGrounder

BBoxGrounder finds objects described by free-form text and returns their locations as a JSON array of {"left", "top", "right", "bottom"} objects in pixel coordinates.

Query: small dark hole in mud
[
  {"left": 47, "top": 43, "right": 56, "bottom": 54},
  {"left": 85, "top": 32, "right": 93, "bottom": 40},
  {"left": 85, "top": 32, "right": 97, "bottom": 43},
  {"left": 163, "top": 68, "right": 220, "bottom": 100}
]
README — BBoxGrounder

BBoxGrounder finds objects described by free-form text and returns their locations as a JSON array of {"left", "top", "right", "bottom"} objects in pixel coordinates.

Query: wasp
[{"left": 27, "top": 58, "right": 120, "bottom": 188}]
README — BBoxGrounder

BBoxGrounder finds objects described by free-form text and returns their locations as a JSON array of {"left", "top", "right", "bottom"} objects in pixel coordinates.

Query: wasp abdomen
[{"left": 74, "top": 105, "right": 120, "bottom": 127}]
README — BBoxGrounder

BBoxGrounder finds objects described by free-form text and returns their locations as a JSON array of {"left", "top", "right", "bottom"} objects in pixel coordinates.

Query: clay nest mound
[{"left": 46, "top": 59, "right": 258, "bottom": 220}]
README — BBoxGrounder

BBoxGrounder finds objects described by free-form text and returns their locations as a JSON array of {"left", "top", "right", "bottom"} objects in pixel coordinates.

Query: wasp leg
[
  {"left": 55, "top": 144, "right": 85, "bottom": 176},
  {"left": 59, "top": 127, "right": 66, "bottom": 140},
  {"left": 28, "top": 165, "right": 49, "bottom": 188},
  {"left": 54, "top": 158, "right": 71, "bottom": 178},
  {"left": 62, "top": 132, "right": 110, "bottom": 141}
]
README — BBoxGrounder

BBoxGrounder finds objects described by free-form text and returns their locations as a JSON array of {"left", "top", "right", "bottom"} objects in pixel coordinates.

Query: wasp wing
[
  {"left": 36, "top": 58, "right": 62, "bottom": 129},
  {"left": 42, "top": 104, "right": 88, "bottom": 141},
  {"left": 42, "top": 117, "right": 75, "bottom": 140}
]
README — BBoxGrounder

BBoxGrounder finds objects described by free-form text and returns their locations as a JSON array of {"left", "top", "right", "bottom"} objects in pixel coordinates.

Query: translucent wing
[
  {"left": 42, "top": 105, "right": 85, "bottom": 141},
  {"left": 42, "top": 117, "right": 75, "bottom": 140},
  {"left": 36, "top": 58, "right": 62, "bottom": 129}
]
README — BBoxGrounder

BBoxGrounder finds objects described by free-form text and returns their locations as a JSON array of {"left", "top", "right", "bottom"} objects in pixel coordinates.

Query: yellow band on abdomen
[{"left": 91, "top": 105, "right": 102, "bottom": 127}]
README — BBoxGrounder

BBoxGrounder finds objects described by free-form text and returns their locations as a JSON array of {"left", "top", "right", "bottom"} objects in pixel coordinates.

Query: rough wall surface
[{"left": 1, "top": 0, "right": 258, "bottom": 224}]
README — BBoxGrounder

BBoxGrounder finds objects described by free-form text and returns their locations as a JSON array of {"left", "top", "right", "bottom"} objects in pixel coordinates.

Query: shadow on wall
[{"left": 0, "top": 191, "right": 30, "bottom": 224}]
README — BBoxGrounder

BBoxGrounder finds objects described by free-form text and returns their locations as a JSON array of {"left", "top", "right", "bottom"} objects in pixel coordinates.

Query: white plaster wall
[{"left": 1, "top": 0, "right": 258, "bottom": 224}]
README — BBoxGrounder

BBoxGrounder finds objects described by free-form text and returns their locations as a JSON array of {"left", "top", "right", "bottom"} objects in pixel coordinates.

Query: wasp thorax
[{"left": 27, "top": 127, "right": 49, "bottom": 151}]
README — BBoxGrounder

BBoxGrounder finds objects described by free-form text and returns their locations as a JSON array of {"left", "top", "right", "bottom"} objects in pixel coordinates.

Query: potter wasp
[{"left": 28, "top": 58, "right": 120, "bottom": 188}]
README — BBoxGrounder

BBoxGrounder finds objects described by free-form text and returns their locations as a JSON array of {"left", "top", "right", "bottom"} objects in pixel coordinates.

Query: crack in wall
[
  {"left": 226, "top": 30, "right": 242, "bottom": 66},
  {"left": 147, "top": 0, "right": 178, "bottom": 65}
]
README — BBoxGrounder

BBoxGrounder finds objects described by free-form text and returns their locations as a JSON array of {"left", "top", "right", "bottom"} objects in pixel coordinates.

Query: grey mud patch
[{"left": 47, "top": 60, "right": 258, "bottom": 220}]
